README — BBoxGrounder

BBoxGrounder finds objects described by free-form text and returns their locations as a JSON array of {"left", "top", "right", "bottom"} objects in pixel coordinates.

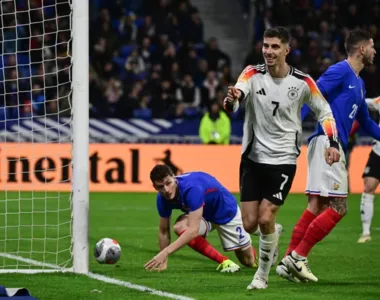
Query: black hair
[
  {"left": 263, "top": 27, "right": 291, "bottom": 44},
  {"left": 150, "top": 164, "right": 174, "bottom": 182},
  {"left": 345, "top": 29, "right": 372, "bottom": 55}
]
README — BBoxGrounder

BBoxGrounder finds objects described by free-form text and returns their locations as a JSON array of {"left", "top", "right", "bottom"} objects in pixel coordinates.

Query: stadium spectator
[{"left": 199, "top": 102, "right": 231, "bottom": 145}]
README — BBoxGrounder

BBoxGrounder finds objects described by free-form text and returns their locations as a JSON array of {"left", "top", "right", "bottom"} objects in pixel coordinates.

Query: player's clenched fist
[
  {"left": 325, "top": 147, "right": 340, "bottom": 166},
  {"left": 227, "top": 86, "right": 241, "bottom": 101},
  {"left": 224, "top": 86, "right": 242, "bottom": 113}
]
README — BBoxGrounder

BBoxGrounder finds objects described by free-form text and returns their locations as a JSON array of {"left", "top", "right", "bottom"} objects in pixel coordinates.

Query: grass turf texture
[{"left": 1, "top": 192, "right": 380, "bottom": 300}]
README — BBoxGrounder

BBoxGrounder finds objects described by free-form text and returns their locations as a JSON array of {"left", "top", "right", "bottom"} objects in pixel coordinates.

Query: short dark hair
[
  {"left": 150, "top": 164, "right": 174, "bottom": 182},
  {"left": 345, "top": 29, "right": 372, "bottom": 55},
  {"left": 263, "top": 27, "right": 291, "bottom": 44}
]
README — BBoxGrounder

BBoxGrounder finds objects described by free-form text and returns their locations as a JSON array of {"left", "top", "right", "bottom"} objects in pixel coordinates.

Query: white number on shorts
[
  {"left": 349, "top": 104, "right": 358, "bottom": 119},
  {"left": 280, "top": 174, "right": 289, "bottom": 191}
]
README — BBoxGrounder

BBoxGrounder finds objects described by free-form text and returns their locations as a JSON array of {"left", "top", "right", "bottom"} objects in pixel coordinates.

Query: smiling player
[{"left": 224, "top": 26, "right": 340, "bottom": 290}]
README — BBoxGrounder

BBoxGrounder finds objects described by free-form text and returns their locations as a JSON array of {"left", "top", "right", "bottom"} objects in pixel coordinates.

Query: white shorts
[
  {"left": 305, "top": 135, "right": 348, "bottom": 198},
  {"left": 203, "top": 206, "right": 251, "bottom": 252}
]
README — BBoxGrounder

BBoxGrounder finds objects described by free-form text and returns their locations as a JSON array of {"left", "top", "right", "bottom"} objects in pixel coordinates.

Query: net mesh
[{"left": 0, "top": 0, "right": 73, "bottom": 269}]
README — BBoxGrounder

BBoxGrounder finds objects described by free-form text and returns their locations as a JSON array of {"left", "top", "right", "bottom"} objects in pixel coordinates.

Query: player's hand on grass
[
  {"left": 144, "top": 250, "right": 169, "bottom": 272},
  {"left": 325, "top": 147, "right": 340, "bottom": 166}
]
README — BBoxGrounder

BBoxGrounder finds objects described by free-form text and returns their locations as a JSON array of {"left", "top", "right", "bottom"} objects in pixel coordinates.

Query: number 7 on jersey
[{"left": 272, "top": 101, "right": 279, "bottom": 116}]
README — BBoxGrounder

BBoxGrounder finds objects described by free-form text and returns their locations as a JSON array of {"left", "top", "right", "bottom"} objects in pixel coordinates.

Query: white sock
[
  {"left": 252, "top": 227, "right": 260, "bottom": 236},
  {"left": 252, "top": 223, "right": 281, "bottom": 236},
  {"left": 256, "top": 231, "right": 278, "bottom": 279},
  {"left": 361, "top": 193, "right": 375, "bottom": 235}
]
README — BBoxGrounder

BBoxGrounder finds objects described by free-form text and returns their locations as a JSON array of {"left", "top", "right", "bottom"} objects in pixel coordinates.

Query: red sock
[
  {"left": 178, "top": 230, "right": 228, "bottom": 264},
  {"left": 294, "top": 208, "right": 343, "bottom": 257},
  {"left": 285, "top": 209, "right": 316, "bottom": 256}
]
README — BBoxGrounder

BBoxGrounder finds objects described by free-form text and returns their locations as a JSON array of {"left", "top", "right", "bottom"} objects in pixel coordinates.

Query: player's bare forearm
[
  {"left": 166, "top": 227, "right": 199, "bottom": 255},
  {"left": 158, "top": 231, "right": 170, "bottom": 251}
]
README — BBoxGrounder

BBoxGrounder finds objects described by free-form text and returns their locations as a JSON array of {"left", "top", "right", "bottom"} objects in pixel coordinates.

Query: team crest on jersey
[
  {"left": 287, "top": 86, "right": 299, "bottom": 100},
  {"left": 333, "top": 183, "right": 340, "bottom": 190}
]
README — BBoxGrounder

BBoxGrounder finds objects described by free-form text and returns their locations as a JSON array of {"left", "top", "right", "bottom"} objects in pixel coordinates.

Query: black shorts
[
  {"left": 239, "top": 157, "right": 296, "bottom": 206},
  {"left": 362, "top": 150, "right": 380, "bottom": 180}
]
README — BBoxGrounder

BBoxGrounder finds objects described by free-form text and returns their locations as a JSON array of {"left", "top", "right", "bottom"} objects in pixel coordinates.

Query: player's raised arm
[
  {"left": 303, "top": 76, "right": 339, "bottom": 149},
  {"left": 224, "top": 65, "right": 257, "bottom": 113}
]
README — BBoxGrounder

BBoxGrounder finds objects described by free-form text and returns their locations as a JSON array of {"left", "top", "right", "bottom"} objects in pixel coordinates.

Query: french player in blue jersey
[
  {"left": 144, "top": 165, "right": 258, "bottom": 272},
  {"left": 279, "top": 29, "right": 380, "bottom": 283}
]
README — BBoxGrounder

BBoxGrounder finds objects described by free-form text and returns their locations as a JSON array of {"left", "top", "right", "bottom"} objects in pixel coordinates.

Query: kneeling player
[{"left": 144, "top": 164, "right": 257, "bottom": 272}]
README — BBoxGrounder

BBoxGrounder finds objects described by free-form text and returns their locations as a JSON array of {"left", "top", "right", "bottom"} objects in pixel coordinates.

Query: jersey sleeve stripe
[
  {"left": 237, "top": 67, "right": 259, "bottom": 82},
  {"left": 321, "top": 118, "right": 338, "bottom": 141},
  {"left": 304, "top": 76, "right": 320, "bottom": 96},
  {"left": 237, "top": 64, "right": 266, "bottom": 82}
]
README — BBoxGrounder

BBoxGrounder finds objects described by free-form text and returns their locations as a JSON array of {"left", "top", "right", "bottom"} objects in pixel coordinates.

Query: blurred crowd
[
  {"left": 0, "top": 0, "right": 72, "bottom": 120},
  {"left": 89, "top": 0, "right": 233, "bottom": 119},
  {"left": 1, "top": 0, "right": 380, "bottom": 124},
  {"left": 247, "top": 0, "right": 380, "bottom": 97}
]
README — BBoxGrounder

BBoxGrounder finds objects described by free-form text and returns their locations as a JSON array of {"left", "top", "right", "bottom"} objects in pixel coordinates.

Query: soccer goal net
[{"left": 0, "top": 0, "right": 88, "bottom": 274}]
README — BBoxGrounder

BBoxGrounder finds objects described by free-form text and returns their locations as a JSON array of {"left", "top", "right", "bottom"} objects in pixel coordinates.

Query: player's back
[
  {"left": 176, "top": 172, "right": 237, "bottom": 224},
  {"left": 311, "top": 60, "right": 366, "bottom": 150}
]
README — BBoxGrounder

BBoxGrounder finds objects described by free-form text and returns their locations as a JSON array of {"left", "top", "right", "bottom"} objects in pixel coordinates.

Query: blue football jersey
[
  {"left": 302, "top": 60, "right": 380, "bottom": 151},
  {"left": 156, "top": 172, "right": 238, "bottom": 225}
]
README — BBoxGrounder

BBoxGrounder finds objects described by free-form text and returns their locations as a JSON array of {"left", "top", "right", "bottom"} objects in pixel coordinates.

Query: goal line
[{"left": 0, "top": 253, "right": 195, "bottom": 300}]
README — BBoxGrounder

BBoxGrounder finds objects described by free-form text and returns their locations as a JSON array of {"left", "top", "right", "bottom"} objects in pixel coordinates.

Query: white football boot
[
  {"left": 276, "top": 258, "right": 301, "bottom": 283},
  {"left": 284, "top": 252, "right": 318, "bottom": 282},
  {"left": 247, "top": 273, "right": 268, "bottom": 290}
]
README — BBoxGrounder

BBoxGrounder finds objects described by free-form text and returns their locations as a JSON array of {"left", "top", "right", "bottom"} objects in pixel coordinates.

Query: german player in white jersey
[
  {"left": 358, "top": 96, "right": 380, "bottom": 243},
  {"left": 224, "top": 27, "right": 340, "bottom": 290}
]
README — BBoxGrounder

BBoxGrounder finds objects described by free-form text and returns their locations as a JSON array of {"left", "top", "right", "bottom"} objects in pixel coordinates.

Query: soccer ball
[{"left": 94, "top": 238, "right": 121, "bottom": 264}]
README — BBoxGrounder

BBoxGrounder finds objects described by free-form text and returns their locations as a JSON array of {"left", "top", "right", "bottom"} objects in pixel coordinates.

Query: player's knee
[
  {"left": 239, "top": 255, "right": 254, "bottom": 268},
  {"left": 258, "top": 213, "right": 273, "bottom": 227},
  {"left": 330, "top": 198, "right": 348, "bottom": 216},
  {"left": 363, "top": 183, "right": 377, "bottom": 194},
  {"left": 173, "top": 216, "right": 189, "bottom": 235},
  {"left": 242, "top": 217, "right": 258, "bottom": 234},
  {"left": 173, "top": 222, "right": 187, "bottom": 235},
  {"left": 308, "top": 196, "right": 328, "bottom": 215}
]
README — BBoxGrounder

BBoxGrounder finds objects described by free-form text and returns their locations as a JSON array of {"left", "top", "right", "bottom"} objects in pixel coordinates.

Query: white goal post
[{"left": 0, "top": 0, "right": 89, "bottom": 274}]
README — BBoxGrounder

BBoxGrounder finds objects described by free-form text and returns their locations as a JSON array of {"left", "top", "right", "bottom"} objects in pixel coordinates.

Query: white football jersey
[
  {"left": 234, "top": 64, "right": 337, "bottom": 165},
  {"left": 365, "top": 97, "right": 380, "bottom": 156}
]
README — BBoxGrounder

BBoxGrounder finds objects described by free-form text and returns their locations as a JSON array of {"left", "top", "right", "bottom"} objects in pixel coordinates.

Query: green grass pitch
[{"left": 1, "top": 192, "right": 380, "bottom": 300}]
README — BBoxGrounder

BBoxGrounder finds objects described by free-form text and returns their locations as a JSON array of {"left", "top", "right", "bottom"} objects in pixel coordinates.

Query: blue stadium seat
[
  {"left": 17, "top": 54, "right": 30, "bottom": 66},
  {"left": 112, "top": 56, "right": 125, "bottom": 68},
  {"left": 112, "top": 19, "right": 120, "bottom": 32},
  {"left": 135, "top": 17, "right": 144, "bottom": 28},
  {"left": 120, "top": 45, "right": 134, "bottom": 58},
  {"left": 133, "top": 108, "right": 152, "bottom": 119}
]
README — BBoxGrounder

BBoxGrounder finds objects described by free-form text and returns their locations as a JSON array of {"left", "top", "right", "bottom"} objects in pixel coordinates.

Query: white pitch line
[
  {"left": 0, "top": 253, "right": 196, "bottom": 300},
  {"left": 0, "top": 253, "right": 69, "bottom": 271},
  {"left": 88, "top": 272, "right": 195, "bottom": 300}
]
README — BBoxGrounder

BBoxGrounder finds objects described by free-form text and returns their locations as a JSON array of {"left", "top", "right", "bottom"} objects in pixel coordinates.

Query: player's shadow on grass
[{"left": 127, "top": 244, "right": 212, "bottom": 264}]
